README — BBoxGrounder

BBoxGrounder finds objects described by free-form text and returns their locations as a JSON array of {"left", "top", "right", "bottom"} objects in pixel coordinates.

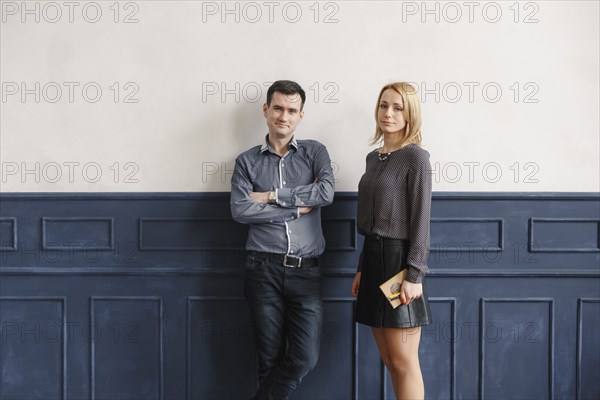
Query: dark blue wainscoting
[{"left": 0, "top": 192, "right": 599, "bottom": 400}]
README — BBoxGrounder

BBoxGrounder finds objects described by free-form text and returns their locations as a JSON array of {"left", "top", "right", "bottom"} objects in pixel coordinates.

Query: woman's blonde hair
[{"left": 370, "top": 82, "right": 422, "bottom": 146}]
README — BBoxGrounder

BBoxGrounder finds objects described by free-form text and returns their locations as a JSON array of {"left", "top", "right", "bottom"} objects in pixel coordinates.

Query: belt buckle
[{"left": 283, "top": 255, "right": 301, "bottom": 268}]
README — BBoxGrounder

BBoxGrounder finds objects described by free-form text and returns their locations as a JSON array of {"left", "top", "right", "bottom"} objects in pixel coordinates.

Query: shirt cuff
[
  {"left": 406, "top": 265, "right": 425, "bottom": 284},
  {"left": 276, "top": 187, "right": 294, "bottom": 207}
]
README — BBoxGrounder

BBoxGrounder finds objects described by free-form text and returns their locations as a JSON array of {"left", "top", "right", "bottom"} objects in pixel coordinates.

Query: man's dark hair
[{"left": 266, "top": 80, "right": 306, "bottom": 110}]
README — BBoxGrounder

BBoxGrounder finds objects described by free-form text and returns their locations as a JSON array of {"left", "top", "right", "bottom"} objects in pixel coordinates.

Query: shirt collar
[{"left": 260, "top": 134, "right": 298, "bottom": 153}]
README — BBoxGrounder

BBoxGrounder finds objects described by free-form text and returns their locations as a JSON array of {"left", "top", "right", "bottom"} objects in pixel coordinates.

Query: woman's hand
[
  {"left": 351, "top": 272, "right": 361, "bottom": 297},
  {"left": 399, "top": 281, "right": 422, "bottom": 305}
]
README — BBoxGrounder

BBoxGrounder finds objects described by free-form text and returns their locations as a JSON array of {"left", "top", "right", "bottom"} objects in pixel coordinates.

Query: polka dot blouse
[{"left": 356, "top": 144, "right": 433, "bottom": 283}]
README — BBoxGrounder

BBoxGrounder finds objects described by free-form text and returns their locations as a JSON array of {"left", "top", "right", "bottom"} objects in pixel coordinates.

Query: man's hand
[
  {"left": 249, "top": 193, "right": 313, "bottom": 215},
  {"left": 249, "top": 192, "right": 270, "bottom": 204}
]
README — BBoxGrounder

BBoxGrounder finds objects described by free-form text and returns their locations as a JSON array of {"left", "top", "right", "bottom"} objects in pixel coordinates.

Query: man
[{"left": 230, "top": 80, "right": 335, "bottom": 399}]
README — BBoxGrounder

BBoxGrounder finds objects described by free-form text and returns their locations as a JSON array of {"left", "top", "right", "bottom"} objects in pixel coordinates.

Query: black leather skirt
[{"left": 355, "top": 235, "right": 432, "bottom": 328}]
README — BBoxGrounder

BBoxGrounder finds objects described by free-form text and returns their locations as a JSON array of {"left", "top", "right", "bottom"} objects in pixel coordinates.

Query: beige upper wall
[{"left": 1, "top": 1, "right": 598, "bottom": 192}]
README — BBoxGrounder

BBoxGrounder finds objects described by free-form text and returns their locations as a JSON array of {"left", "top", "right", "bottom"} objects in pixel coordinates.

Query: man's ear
[
  {"left": 299, "top": 110, "right": 305, "bottom": 120},
  {"left": 263, "top": 103, "right": 268, "bottom": 116}
]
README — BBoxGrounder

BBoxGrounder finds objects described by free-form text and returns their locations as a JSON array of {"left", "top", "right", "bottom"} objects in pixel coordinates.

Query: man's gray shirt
[{"left": 230, "top": 137, "right": 335, "bottom": 258}]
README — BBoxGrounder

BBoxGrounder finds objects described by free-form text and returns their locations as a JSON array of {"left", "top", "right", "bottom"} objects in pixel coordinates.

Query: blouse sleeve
[{"left": 405, "top": 149, "right": 432, "bottom": 283}]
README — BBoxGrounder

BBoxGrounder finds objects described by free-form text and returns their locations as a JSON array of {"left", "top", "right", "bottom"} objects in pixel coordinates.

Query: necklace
[
  {"left": 378, "top": 142, "right": 411, "bottom": 161},
  {"left": 378, "top": 151, "right": 392, "bottom": 161}
]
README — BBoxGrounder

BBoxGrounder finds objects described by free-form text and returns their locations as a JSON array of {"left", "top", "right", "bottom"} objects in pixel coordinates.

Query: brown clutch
[{"left": 379, "top": 269, "right": 408, "bottom": 309}]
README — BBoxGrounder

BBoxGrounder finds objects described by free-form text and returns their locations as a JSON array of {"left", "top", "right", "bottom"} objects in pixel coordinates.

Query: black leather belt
[{"left": 249, "top": 251, "right": 319, "bottom": 268}]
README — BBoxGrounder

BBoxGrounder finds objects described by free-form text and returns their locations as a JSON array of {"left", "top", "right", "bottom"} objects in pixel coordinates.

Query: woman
[{"left": 352, "top": 82, "right": 433, "bottom": 400}]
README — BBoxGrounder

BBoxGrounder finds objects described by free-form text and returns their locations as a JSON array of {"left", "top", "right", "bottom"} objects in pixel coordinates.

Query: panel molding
[
  {"left": 42, "top": 217, "right": 114, "bottom": 251},
  {"left": 431, "top": 297, "right": 457, "bottom": 400},
  {"left": 0, "top": 217, "right": 17, "bottom": 251},
  {"left": 323, "top": 217, "right": 357, "bottom": 251},
  {"left": 89, "top": 296, "right": 164, "bottom": 400},
  {"left": 576, "top": 298, "right": 600, "bottom": 400},
  {"left": 139, "top": 217, "right": 244, "bottom": 251},
  {"left": 431, "top": 218, "right": 504, "bottom": 252},
  {"left": 309, "top": 297, "right": 357, "bottom": 400},
  {"left": 3, "top": 192, "right": 599, "bottom": 271},
  {"left": 479, "top": 298, "right": 554, "bottom": 400},
  {"left": 187, "top": 296, "right": 358, "bottom": 400},
  {"left": 529, "top": 218, "right": 600, "bottom": 253},
  {"left": 1, "top": 192, "right": 598, "bottom": 399},
  {"left": 0, "top": 296, "right": 67, "bottom": 400},
  {"left": 186, "top": 296, "right": 252, "bottom": 400},
  {"left": 382, "top": 298, "right": 457, "bottom": 400},
  {"left": 138, "top": 217, "right": 358, "bottom": 252}
]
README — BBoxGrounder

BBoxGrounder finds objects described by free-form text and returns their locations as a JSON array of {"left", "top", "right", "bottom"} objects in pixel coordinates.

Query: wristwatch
[{"left": 268, "top": 191, "right": 277, "bottom": 204}]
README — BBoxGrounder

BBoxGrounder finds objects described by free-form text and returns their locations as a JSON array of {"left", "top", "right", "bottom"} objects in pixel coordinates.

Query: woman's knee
[
  {"left": 386, "top": 353, "right": 419, "bottom": 376},
  {"left": 379, "top": 351, "right": 393, "bottom": 370}
]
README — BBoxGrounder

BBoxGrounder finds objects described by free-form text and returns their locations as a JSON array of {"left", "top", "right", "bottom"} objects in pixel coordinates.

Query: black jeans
[{"left": 244, "top": 253, "right": 323, "bottom": 400}]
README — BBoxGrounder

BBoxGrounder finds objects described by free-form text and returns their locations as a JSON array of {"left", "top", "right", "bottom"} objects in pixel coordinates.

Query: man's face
[{"left": 263, "top": 91, "right": 304, "bottom": 139}]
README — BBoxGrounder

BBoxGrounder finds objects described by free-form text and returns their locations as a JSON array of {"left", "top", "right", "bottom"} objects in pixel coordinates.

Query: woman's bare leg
[{"left": 372, "top": 326, "right": 424, "bottom": 400}]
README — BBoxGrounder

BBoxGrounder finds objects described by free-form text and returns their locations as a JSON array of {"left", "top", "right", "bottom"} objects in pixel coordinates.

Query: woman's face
[{"left": 377, "top": 89, "right": 407, "bottom": 136}]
